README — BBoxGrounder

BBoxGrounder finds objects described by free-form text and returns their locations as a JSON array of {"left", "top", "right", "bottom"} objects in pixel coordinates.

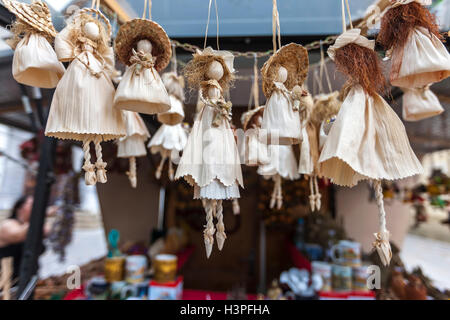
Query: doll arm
[{"left": 55, "top": 25, "right": 76, "bottom": 62}]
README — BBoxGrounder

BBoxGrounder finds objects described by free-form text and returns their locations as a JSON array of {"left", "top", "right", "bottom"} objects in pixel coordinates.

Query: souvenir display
[
  {"left": 402, "top": 86, "right": 444, "bottom": 121},
  {"left": 3, "top": 0, "right": 65, "bottom": 88},
  {"left": 113, "top": 0, "right": 171, "bottom": 114},
  {"left": 176, "top": 46, "right": 243, "bottom": 258},
  {"left": 319, "top": 0, "right": 423, "bottom": 265},
  {"left": 117, "top": 111, "right": 150, "bottom": 188},
  {"left": 258, "top": 145, "right": 300, "bottom": 210},
  {"left": 378, "top": 0, "right": 450, "bottom": 88},
  {"left": 45, "top": 2, "right": 126, "bottom": 185}
]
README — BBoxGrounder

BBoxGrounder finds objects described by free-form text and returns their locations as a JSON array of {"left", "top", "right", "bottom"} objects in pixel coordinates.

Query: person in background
[{"left": 0, "top": 196, "right": 53, "bottom": 280}]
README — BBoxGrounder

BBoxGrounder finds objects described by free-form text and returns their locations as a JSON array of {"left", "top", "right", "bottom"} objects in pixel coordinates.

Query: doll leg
[
  {"left": 372, "top": 180, "right": 392, "bottom": 266},
  {"left": 168, "top": 153, "right": 174, "bottom": 181},
  {"left": 270, "top": 176, "right": 277, "bottom": 209},
  {"left": 232, "top": 199, "right": 240, "bottom": 215},
  {"left": 314, "top": 176, "right": 321, "bottom": 211},
  {"left": 309, "top": 176, "right": 316, "bottom": 212},
  {"left": 82, "top": 137, "right": 97, "bottom": 186},
  {"left": 276, "top": 175, "right": 283, "bottom": 210},
  {"left": 203, "top": 199, "right": 216, "bottom": 259},
  {"left": 127, "top": 156, "right": 137, "bottom": 188},
  {"left": 216, "top": 200, "right": 227, "bottom": 251},
  {"left": 155, "top": 152, "right": 168, "bottom": 180},
  {"left": 94, "top": 136, "right": 107, "bottom": 184}
]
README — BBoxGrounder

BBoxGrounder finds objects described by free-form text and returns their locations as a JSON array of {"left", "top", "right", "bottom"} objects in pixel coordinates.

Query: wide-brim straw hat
[
  {"left": 327, "top": 28, "right": 375, "bottom": 61},
  {"left": 241, "top": 105, "right": 265, "bottom": 131},
  {"left": 261, "top": 43, "right": 309, "bottom": 97},
  {"left": 3, "top": 0, "right": 56, "bottom": 37},
  {"left": 114, "top": 18, "right": 171, "bottom": 72}
]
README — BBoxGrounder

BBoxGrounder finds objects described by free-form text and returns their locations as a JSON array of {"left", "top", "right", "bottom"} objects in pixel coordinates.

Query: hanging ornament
[
  {"left": 45, "top": 1, "right": 126, "bottom": 186},
  {"left": 299, "top": 46, "right": 341, "bottom": 212},
  {"left": 377, "top": 0, "right": 450, "bottom": 88},
  {"left": 113, "top": 0, "right": 171, "bottom": 114},
  {"left": 401, "top": 86, "right": 444, "bottom": 121},
  {"left": 175, "top": 0, "right": 243, "bottom": 258},
  {"left": 258, "top": 144, "right": 299, "bottom": 210},
  {"left": 259, "top": 0, "right": 309, "bottom": 146},
  {"left": 3, "top": 0, "right": 65, "bottom": 88},
  {"left": 319, "top": 0, "right": 424, "bottom": 266},
  {"left": 117, "top": 111, "right": 150, "bottom": 188}
]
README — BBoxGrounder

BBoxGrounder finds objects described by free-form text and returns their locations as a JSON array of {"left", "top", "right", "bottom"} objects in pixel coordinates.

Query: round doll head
[
  {"left": 275, "top": 66, "right": 288, "bottom": 83},
  {"left": 137, "top": 39, "right": 153, "bottom": 53},
  {"left": 83, "top": 21, "right": 100, "bottom": 41},
  {"left": 206, "top": 60, "right": 224, "bottom": 81}
]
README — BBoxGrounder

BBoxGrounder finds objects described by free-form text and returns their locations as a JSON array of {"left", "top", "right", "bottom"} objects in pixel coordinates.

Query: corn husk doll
[
  {"left": 241, "top": 106, "right": 270, "bottom": 167},
  {"left": 3, "top": 0, "right": 65, "bottom": 88},
  {"left": 149, "top": 72, "right": 188, "bottom": 181},
  {"left": 175, "top": 48, "right": 243, "bottom": 258},
  {"left": 45, "top": 7, "right": 126, "bottom": 185},
  {"left": 401, "top": 86, "right": 444, "bottom": 121},
  {"left": 113, "top": 5, "right": 171, "bottom": 115},
  {"left": 318, "top": 3, "right": 423, "bottom": 265},
  {"left": 260, "top": 43, "right": 308, "bottom": 145},
  {"left": 378, "top": 0, "right": 450, "bottom": 88},
  {"left": 117, "top": 111, "right": 150, "bottom": 188},
  {"left": 258, "top": 144, "right": 300, "bottom": 210}
]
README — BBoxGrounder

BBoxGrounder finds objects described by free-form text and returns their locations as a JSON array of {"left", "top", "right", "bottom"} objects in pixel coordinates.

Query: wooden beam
[{"left": 102, "top": 0, "right": 131, "bottom": 22}]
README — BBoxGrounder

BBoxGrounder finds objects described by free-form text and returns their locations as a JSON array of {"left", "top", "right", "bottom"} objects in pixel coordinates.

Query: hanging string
[
  {"left": 203, "top": 0, "right": 220, "bottom": 50},
  {"left": 171, "top": 43, "right": 178, "bottom": 74},
  {"left": 142, "top": 0, "right": 152, "bottom": 20},
  {"left": 345, "top": 0, "right": 353, "bottom": 29},
  {"left": 272, "top": 0, "right": 281, "bottom": 54},
  {"left": 341, "top": 0, "right": 353, "bottom": 32},
  {"left": 319, "top": 41, "right": 333, "bottom": 93},
  {"left": 247, "top": 53, "right": 260, "bottom": 110}
]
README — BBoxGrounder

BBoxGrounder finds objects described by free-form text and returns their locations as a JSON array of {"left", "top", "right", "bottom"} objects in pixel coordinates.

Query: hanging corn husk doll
[
  {"left": 45, "top": 4, "right": 126, "bottom": 186},
  {"left": 148, "top": 71, "right": 188, "bottom": 181},
  {"left": 378, "top": 0, "right": 450, "bottom": 88},
  {"left": 117, "top": 111, "right": 150, "bottom": 188},
  {"left": 299, "top": 52, "right": 341, "bottom": 212},
  {"left": 113, "top": 0, "right": 171, "bottom": 114},
  {"left": 259, "top": 1, "right": 308, "bottom": 145},
  {"left": 258, "top": 143, "right": 300, "bottom": 210},
  {"left": 3, "top": 0, "right": 65, "bottom": 88},
  {"left": 318, "top": 1, "right": 423, "bottom": 266},
  {"left": 175, "top": 47, "right": 243, "bottom": 258},
  {"left": 401, "top": 86, "right": 444, "bottom": 121}
]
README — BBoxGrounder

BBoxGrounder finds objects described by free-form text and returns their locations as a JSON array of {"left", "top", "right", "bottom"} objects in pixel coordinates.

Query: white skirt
[
  {"left": 13, "top": 33, "right": 65, "bottom": 88},
  {"left": 194, "top": 179, "right": 240, "bottom": 200},
  {"left": 402, "top": 87, "right": 444, "bottom": 122},
  {"left": 258, "top": 145, "right": 299, "bottom": 180},
  {"left": 148, "top": 123, "right": 187, "bottom": 154}
]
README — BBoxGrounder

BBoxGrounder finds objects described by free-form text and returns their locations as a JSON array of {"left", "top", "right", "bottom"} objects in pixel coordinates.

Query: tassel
[
  {"left": 314, "top": 176, "right": 322, "bottom": 211},
  {"left": 203, "top": 200, "right": 216, "bottom": 259},
  {"left": 155, "top": 153, "right": 167, "bottom": 180},
  {"left": 127, "top": 156, "right": 137, "bottom": 188},
  {"left": 309, "top": 177, "right": 316, "bottom": 211},
  {"left": 216, "top": 200, "right": 227, "bottom": 251},
  {"left": 94, "top": 136, "right": 107, "bottom": 184},
  {"left": 232, "top": 199, "right": 240, "bottom": 215},
  {"left": 373, "top": 180, "right": 392, "bottom": 266},
  {"left": 82, "top": 137, "right": 97, "bottom": 186}
]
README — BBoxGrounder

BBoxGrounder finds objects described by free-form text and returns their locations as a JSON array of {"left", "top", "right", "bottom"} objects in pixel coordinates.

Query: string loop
[{"left": 203, "top": 0, "right": 220, "bottom": 50}]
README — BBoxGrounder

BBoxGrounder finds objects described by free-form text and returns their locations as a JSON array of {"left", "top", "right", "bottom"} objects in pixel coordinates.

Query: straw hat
[
  {"left": 3, "top": 0, "right": 56, "bottom": 37},
  {"left": 327, "top": 29, "right": 375, "bottom": 61},
  {"left": 114, "top": 18, "right": 171, "bottom": 72},
  {"left": 391, "top": 0, "right": 431, "bottom": 8},
  {"left": 261, "top": 43, "right": 309, "bottom": 97},
  {"left": 241, "top": 105, "right": 265, "bottom": 131}
]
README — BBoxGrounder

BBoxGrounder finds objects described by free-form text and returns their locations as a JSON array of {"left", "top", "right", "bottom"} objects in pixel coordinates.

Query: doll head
[
  {"left": 206, "top": 60, "right": 224, "bottom": 81},
  {"left": 275, "top": 66, "right": 288, "bottom": 83},
  {"left": 83, "top": 22, "right": 100, "bottom": 40},
  {"left": 377, "top": 2, "right": 441, "bottom": 52},
  {"left": 334, "top": 43, "right": 386, "bottom": 97},
  {"left": 73, "top": 13, "right": 110, "bottom": 55},
  {"left": 137, "top": 39, "right": 153, "bottom": 54}
]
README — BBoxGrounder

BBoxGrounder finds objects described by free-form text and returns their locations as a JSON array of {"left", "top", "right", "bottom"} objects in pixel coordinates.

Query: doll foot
[
  {"left": 83, "top": 164, "right": 97, "bottom": 186},
  {"left": 127, "top": 173, "right": 137, "bottom": 188},
  {"left": 216, "top": 232, "right": 227, "bottom": 251},
  {"left": 315, "top": 193, "right": 322, "bottom": 211},
  {"left": 204, "top": 237, "right": 214, "bottom": 259},
  {"left": 309, "top": 195, "right": 316, "bottom": 212},
  {"left": 155, "top": 170, "right": 162, "bottom": 180},
  {"left": 96, "top": 161, "right": 108, "bottom": 184},
  {"left": 232, "top": 199, "right": 240, "bottom": 215}
]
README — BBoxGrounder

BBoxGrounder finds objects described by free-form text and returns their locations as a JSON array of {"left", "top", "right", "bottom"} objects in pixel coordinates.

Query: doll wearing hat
[
  {"left": 117, "top": 111, "right": 150, "bottom": 188},
  {"left": 45, "top": 8, "right": 126, "bottom": 185},
  {"left": 3, "top": 0, "right": 65, "bottom": 88},
  {"left": 149, "top": 72, "right": 188, "bottom": 181},
  {"left": 401, "top": 86, "right": 444, "bottom": 121},
  {"left": 114, "top": 18, "right": 171, "bottom": 115},
  {"left": 241, "top": 106, "right": 270, "bottom": 167},
  {"left": 175, "top": 48, "right": 243, "bottom": 258},
  {"left": 259, "top": 43, "right": 309, "bottom": 145},
  {"left": 378, "top": 0, "right": 450, "bottom": 89}
]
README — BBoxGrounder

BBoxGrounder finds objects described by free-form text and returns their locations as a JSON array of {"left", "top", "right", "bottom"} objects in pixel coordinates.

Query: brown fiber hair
[
  {"left": 378, "top": 2, "right": 442, "bottom": 52},
  {"left": 334, "top": 43, "right": 386, "bottom": 97}
]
